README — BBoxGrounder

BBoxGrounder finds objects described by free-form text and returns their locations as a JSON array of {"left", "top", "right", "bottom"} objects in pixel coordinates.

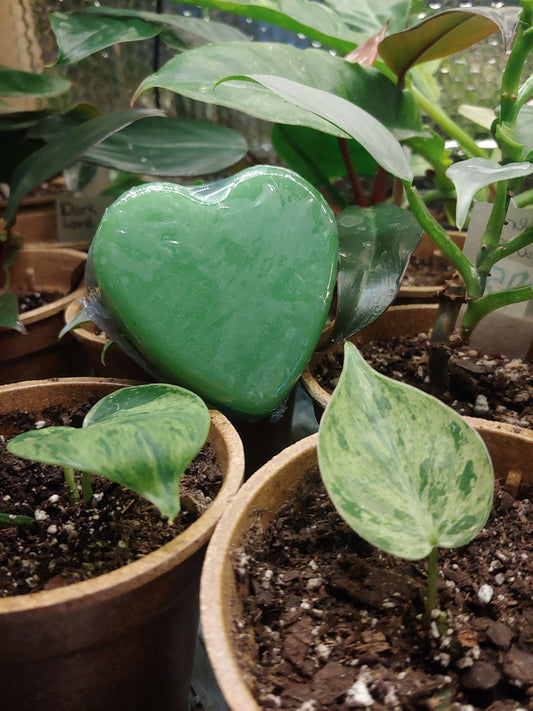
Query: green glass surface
[{"left": 86, "top": 166, "right": 338, "bottom": 418}]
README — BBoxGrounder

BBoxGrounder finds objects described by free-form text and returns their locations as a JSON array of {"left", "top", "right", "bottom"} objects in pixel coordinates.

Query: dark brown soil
[
  {"left": 313, "top": 333, "right": 533, "bottom": 430},
  {"left": 17, "top": 290, "right": 63, "bottom": 313},
  {"left": 233, "top": 466, "right": 533, "bottom": 710},
  {"left": 402, "top": 252, "right": 454, "bottom": 288},
  {"left": 0, "top": 399, "right": 222, "bottom": 597}
]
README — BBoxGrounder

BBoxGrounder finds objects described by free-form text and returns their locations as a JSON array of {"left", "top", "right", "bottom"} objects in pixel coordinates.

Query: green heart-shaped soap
[{"left": 86, "top": 166, "right": 338, "bottom": 418}]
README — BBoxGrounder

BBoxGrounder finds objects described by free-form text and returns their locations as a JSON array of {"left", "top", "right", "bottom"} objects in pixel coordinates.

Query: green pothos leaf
[
  {"left": 0, "top": 292, "right": 25, "bottom": 333},
  {"left": 7, "top": 384, "right": 211, "bottom": 520},
  {"left": 318, "top": 342, "right": 494, "bottom": 560}
]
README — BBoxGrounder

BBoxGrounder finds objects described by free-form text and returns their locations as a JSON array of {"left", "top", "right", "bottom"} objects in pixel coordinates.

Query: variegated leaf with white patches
[
  {"left": 7, "top": 384, "right": 211, "bottom": 520},
  {"left": 317, "top": 342, "right": 494, "bottom": 560}
]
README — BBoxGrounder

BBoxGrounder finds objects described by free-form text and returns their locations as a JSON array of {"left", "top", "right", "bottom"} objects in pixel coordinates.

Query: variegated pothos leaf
[
  {"left": 7, "top": 384, "right": 211, "bottom": 520},
  {"left": 317, "top": 342, "right": 494, "bottom": 560}
]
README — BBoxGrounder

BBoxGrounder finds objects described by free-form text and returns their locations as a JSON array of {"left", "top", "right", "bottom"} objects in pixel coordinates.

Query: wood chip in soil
[
  {"left": 0, "top": 399, "right": 222, "bottom": 597},
  {"left": 232, "top": 467, "right": 533, "bottom": 710}
]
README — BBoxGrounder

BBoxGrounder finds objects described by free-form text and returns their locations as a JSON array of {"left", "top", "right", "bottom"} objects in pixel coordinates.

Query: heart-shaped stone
[{"left": 86, "top": 166, "right": 338, "bottom": 418}]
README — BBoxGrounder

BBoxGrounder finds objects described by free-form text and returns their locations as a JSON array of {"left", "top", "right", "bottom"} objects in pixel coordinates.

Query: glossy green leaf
[
  {"left": 318, "top": 342, "right": 494, "bottom": 560},
  {"left": 0, "top": 64, "right": 70, "bottom": 98},
  {"left": 225, "top": 74, "right": 412, "bottom": 181},
  {"left": 50, "top": 8, "right": 248, "bottom": 65},
  {"left": 328, "top": 205, "right": 422, "bottom": 346},
  {"left": 167, "top": 0, "right": 361, "bottom": 53},
  {"left": 517, "top": 105, "right": 533, "bottom": 161},
  {"left": 7, "top": 384, "right": 211, "bottom": 520},
  {"left": 379, "top": 7, "right": 520, "bottom": 82},
  {"left": 271, "top": 125, "right": 378, "bottom": 186},
  {"left": 59, "top": 305, "right": 90, "bottom": 340},
  {"left": 447, "top": 158, "right": 533, "bottom": 229},
  {"left": 458, "top": 104, "right": 496, "bottom": 131},
  {"left": 0, "top": 292, "right": 25, "bottom": 334},
  {"left": 4, "top": 108, "right": 162, "bottom": 229},
  {"left": 83, "top": 117, "right": 247, "bottom": 177},
  {"left": 135, "top": 42, "right": 414, "bottom": 141},
  {"left": 322, "top": 0, "right": 412, "bottom": 38}
]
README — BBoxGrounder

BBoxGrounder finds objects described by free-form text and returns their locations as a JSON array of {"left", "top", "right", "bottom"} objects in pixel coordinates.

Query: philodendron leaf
[
  {"left": 379, "top": 7, "right": 520, "bottom": 83},
  {"left": 447, "top": 158, "right": 533, "bottom": 229},
  {"left": 318, "top": 343, "right": 494, "bottom": 560},
  {"left": 328, "top": 204, "right": 422, "bottom": 346},
  {"left": 221, "top": 74, "right": 412, "bottom": 181},
  {"left": 0, "top": 64, "right": 70, "bottom": 98},
  {"left": 58, "top": 304, "right": 90, "bottom": 340},
  {"left": 4, "top": 108, "right": 162, "bottom": 229},
  {"left": 0, "top": 292, "right": 25, "bottom": 333},
  {"left": 7, "top": 384, "right": 211, "bottom": 520}
]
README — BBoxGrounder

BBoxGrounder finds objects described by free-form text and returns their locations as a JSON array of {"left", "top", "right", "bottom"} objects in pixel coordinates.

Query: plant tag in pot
[{"left": 85, "top": 166, "right": 338, "bottom": 418}]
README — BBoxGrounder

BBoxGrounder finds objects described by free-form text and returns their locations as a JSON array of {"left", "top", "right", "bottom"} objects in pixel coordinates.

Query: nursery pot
[
  {"left": 0, "top": 377, "right": 245, "bottom": 711},
  {"left": 0, "top": 246, "right": 88, "bottom": 383},
  {"left": 200, "top": 420, "right": 533, "bottom": 710}
]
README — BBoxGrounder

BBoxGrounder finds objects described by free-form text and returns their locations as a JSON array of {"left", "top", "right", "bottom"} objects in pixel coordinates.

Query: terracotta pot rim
[
  {"left": 15, "top": 248, "right": 87, "bottom": 327},
  {"left": 0, "top": 377, "right": 245, "bottom": 615},
  {"left": 200, "top": 419, "right": 533, "bottom": 710}
]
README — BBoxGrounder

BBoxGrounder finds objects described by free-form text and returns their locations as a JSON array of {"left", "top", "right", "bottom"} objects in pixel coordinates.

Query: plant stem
[
  {"left": 338, "top": 138, "right": 368, "bottom": 207},
  {"left": 0, "top": 512, "right": 36, "bottom": 529},
  {"left": 424, "top": 546, "right": 439, "bottom": 626},
  {"left": 63, "top": 465, "right": 79, "bottom": 505},
  {"left": 81, "top": 472, "right": 93, "bottom": 504},
  {"left": 370, "top": 165, "right": 390, "bottom": 205},
  {"left": 513, "top": 187, "right": 533, "bottom": 207},
  {"left": 429, "top": 277, "right": 466, "bottom": 394},
  {"left": 409, "top": 85, "right": 488, "bottom": 160}
]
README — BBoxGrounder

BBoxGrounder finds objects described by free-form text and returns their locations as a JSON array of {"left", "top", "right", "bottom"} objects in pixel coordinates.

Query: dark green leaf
[
  {"left": 0, "top": 64, "right": 71, "bottom": 98},
  {"left": 379, "top": 7, "right": 520, "bottom": 82},
  {"left": 323, "top": 0, "right": 412, "bottom": 37},
  {"left": 318, "top": 342, "right": 494, "bottom": 559},
  {"left": 8, "top": 384, "right": 211, "bottom": 520},
  {"left": 83, "top": 117, "right": 248, "bottom": 177},
  {"left": 0, "top": 292, "right": 25, "bottom": 333},
  {"left": 59, "top": 305, "right": 91, "bottom": 340},
  {"left": 327, "top": 204, "right": 422, "bottom": 345},
  {"left": 4, "top": 108, "right": 162, "bottom": 228}
]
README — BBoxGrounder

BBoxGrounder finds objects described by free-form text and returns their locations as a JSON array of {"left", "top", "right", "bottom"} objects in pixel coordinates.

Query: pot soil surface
[
  {"left": 232, "top": 467, "right": 533, "bottom": 711},
  {"left": 0, "top": 399, "right": 222, "bottom": 597},
  {"left": 313, "top": 333, "right": 532, "bottom": 430},
  {"left": 17, "top": 290, "right": 63, "bottom": 313}
]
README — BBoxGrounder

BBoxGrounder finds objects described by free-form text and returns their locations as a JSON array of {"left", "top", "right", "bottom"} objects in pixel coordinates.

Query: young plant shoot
[
  {"left": 318, "top": 342, "right": 494, "bottom": 622},
  {"left": 6, "top": 383, "right": 211, "bottom": 522}
]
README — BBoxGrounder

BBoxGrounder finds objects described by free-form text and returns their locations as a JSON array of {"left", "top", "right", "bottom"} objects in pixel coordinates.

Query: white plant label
[
  {"left": 56, "top": 196, "right": 112, "bottom": 244},
  {"left": 463, "top": 202, "right": 533, "bottom": 319}
]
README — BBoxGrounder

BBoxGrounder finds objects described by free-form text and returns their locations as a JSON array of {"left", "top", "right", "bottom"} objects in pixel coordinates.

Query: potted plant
[
  {"left": 0, "top": 376, "right": 245, "bottom": 711},
  {"left": 200, "top": 341, "right": 533, "bottom": 709}
]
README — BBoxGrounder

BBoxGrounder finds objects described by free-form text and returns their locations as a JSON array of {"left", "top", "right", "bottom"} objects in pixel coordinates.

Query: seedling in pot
[
  {"left": 5, "top": 383, "right": 210, "bottom": 524},
  {"left": 318, "top": 342, "right": 494, "bottom": 623}
]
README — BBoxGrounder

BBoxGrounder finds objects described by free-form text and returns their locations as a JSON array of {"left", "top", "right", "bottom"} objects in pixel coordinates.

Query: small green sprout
[
  {"left": 6, "top": 383, "right": 211, "bottom": 521},
  {"left": 318, "top": 342, "right": 494, "bottom": 622}
]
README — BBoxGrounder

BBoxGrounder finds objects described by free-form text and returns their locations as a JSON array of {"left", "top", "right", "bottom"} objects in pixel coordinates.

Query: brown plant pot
[
  {"left": 397, "top": 230, "right": 465, "bottom": 303},
  {"left": 0, "top": 377, "right": 245, "bottom": 711},
  {"left": 200, "top": 420, "right": 533, "bottom": 710},
  {"left": 0, "top": 247, "right": 88, "bottom": 383},
  {"left": 64, "top": 293, "right": 152, "bottom": 380}
]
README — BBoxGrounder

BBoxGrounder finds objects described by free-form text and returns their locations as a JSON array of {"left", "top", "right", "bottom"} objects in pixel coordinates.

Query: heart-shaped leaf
[
  {"left": 0, "top": 64, "right": 70, "bottom": 98},
  {"left": 318, "top": 342, "right": 494, "bottom": 560},
  {"left": 0, "top": 292, "right": 25, "bottom": 333},
  {"left": 4, "top": 108, "right": 163, "bottom": 228},
  {"left": 447, "top": 158, "right": 533, "bottom": 229},
  {"left": 85, "top": 166, "right": 338, "bottom": 418},
  {"left": 7, "top": 384, "right": 211, "bottom": 520},
  {"left": 379, "top": 7, "right": 521, "bottom": 83},
  {"left": 50, "top": 8, "right": 248, "bottom": 65},
  {"left": 328, "top": 204, "right": 422, "bottom": 346}
]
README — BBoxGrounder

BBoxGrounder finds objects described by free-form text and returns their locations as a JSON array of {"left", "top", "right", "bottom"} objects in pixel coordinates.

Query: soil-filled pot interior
[{"left": 202, "top": 424, "right": 533, "bottom": 711}]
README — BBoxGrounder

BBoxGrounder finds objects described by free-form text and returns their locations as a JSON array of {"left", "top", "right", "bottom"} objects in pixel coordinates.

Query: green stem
[
  {"left": 0, "top": 512, "right": 36, "bottom": 529},
  {"left": 500, "top": 24, "right": 533, "bottom": 126},
  {"left": 63, "top": 465, "right": 79, "bottom": 505},
  {"left": 404, "top": 182, "right": 480, "bottom": 297},
  {"left": 476, "top": 181, "right": 511, "bottom": 292},
  {"left": 410, "top": 85, "right": 488, "bottom": 160},
  {"left": 478, "top": 224, "right": 533, "bottom": 274},
  {"left": 424, "top": 547, "right": 439, "bottom": 626},
  {"left": 81, "top": 472, "right": 93, "bottom": 504},
  {"left": 513, "top": 187, "right": 533, "bottom": 207},
  {"left": 460, "top": 285, "right": 533, "bottom": 340}
]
